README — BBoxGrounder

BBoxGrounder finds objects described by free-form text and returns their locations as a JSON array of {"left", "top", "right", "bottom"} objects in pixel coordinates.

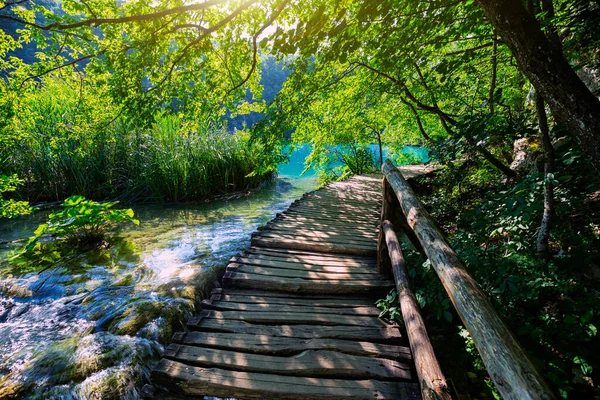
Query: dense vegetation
[{"left": 1, "top": 0, "right": 600, "bottom": 398}]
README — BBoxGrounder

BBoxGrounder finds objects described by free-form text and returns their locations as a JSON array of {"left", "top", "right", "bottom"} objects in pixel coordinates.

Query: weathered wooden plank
[
  {"left": 226, "top": 263, "right": 384, "bottom": 281},
  {"left": 172, "top": 331, "right": 411, "bottom": 360},
  {"left": 383, "top": 159, "right": 553, "bottom": 400},
  {"left": 251, "top": 237, "right": 377, "bottom": 256},
  {"left": 244, "top": 247, "right": 377, "bottom": 265},
  {"left": 276, "top": 216, "right": 379, "bottom": 230},
  {"left": 152, "top": 359, "right": 420, "bottom": 400},
  {"left": 201, "top": 299, "right": 381, "bottom": 316},
  {"left": 223, "top": 270, "right": 392, "bottom": 293},
  {"left": 210, "top": 287, "right": 378, "bottom": 302},
  {"left": 164, "top": 345, "right": 411, "bottom": 381},
  {"left": 288, "top": 205, "right": 380, "bottom": 216},
  {"left": 274, "top": 213, "right": 380, "bottom": 227},
  {"left": 266, "top": 221, "right": 378, "bottom": 236},
  {"left": 253, "top": 231, "right": 377, "bottom": 247},
  {"left": 186, "top": 318, "right": 403, "bottom": 343},
  {"left": 231, "top": 255, "right": 377, "bottom": 274},
  {"left": 284, "top": 209, "right": 378, "bottom": 222},
  {"left": 195, "top": 309, "right": 389, "bottom": 328},
  {"left": 259, "top": 226, "right": 377, "bottom": 242},
  {"left": 210, "top": 293, "right": 375, "bottom": 308}
]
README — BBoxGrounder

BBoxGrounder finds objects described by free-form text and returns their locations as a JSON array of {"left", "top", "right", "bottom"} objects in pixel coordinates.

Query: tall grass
[{"left": 2, "top": 76, "right": 272, "bottom": 204}]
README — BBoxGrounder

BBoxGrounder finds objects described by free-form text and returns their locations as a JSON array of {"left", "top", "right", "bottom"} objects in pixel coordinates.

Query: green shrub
[
  {"left": 21, "top": 196, "right": 139, "bottom": 259},
  {"left": 0, "top": 174, "right": 31, "bottom": 218}
]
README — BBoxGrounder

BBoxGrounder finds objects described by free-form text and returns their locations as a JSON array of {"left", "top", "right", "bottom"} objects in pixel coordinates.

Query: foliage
[
  {"left": 1, "top": 74, "right": 273, "bottom": 203},
  {"left": 309, "top": 143, "right": 377, "bottom": 185},
  {"left": 0, "top": 174, "right": 31, "bottom": 218},
  {"left": 24, "top": 195, "right": 138, "bottom": 248},
  {"left": 375, "top": 289, "right": 402, "bottom": 323},
  {"left": 378, "top": 136, "right": 600, "bottom": 398},
  {"left": 12, "top": 196, "right": 139, "bottom": 273}
]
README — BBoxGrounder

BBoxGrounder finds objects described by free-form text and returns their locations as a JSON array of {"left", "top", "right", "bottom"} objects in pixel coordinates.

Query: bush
[
  {"left": 18, "top": 196, "right": 139, "bottom": 265},
  {"left": 0, "top": 174, "right": 31, "bottom": 218}
]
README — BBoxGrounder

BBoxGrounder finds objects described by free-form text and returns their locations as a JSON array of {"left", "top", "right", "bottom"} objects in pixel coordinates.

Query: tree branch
[
  {"left": 0, "top": 0, "right": 228, "bottom": 30},
  {"left": 352, "top": 61, "right": 459, "bottom": 124},
  {"left": 225, "top": 0, "right": 290, "bottom": 97},
  {"left": 149, "top": 0, "right": 258, "bottom": 92}
]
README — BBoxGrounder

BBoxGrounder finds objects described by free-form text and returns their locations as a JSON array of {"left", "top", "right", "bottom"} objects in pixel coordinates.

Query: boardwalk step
[
  {"left": 201, "top": 300, "right": 381, "bottom": 316},
  {"left": 231, "top": 255, "right": 378, "bottom": 273},
  {"left": 187, "top": 319, "right": 403, "bottom": 343},
  {"left": 152, "top": 359, "right": 421, "bottom": 400},
  {"left": 192, "top": 309, "right": 390, "bottom": 328},
  {"left": 251, "top": 237, "right": 377, "bottom": 256},
  {"left": 172, "top": 331, "right": 411, "bottom": 360},
  {"left": 226, "top": 262, "right": 384, "bottom": 280},
  {"left": 163, "top": 345, "right": 412, "bottom": 380},
  {"left": 244, "top": 247, "right": 377, "bottom": 265},
  {"left": 223, "top": 269, "right": 392, "bottom": 293}
]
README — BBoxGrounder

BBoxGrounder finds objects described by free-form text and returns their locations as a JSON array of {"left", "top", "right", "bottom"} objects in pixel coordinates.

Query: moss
[
  {"left": 111, "top": 275, "right": 133, "bottom": 287},
  {"left": 109, "top": 301, "right": 163, "bottom": 336}
]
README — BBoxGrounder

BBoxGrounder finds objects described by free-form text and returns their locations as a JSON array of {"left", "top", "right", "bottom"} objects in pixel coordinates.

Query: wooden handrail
[
  {"left": 382, "top": 220, "right": 451, "bottom": 400},
  {"left": 381, "top": 159, "right": 555, "bottom": 400}
]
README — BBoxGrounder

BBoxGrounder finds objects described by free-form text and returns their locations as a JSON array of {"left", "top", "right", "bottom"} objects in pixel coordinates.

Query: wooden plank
[
  {"left": 210, "top": 287, "right": 378, "bottom": 302},
  {"left": 383, "top": 159, "right": 553, "bottom": 399},
  {"left": 289, "top": 205, "right": 380, "bottom": 216},
  {"left": 223, "top": 270, "right": 392, "bottom": 293},
  {"left": 195, "top": 309, "right": 389, "bottom": 328},
  {"left": 187, "top": 318, "right": 403, "bottom": 343},
  {"left": 278, "top": 213, "right": 380, "bottom": 228},
  {"left": 226, "top": 263, "right": 385, "bottom": 281},
  {"left": 247, "top": 245, "right": 375, "bottom": 257},
  {"left": 275, "top": 212, "right": 380, "bottom": 226},
  {"left": 173, "top": 331, "right": 411, "bottom": 360},
  {"left": 254, "top": 231, "right": 377, "bottom": 246},
  {"left": 259, "top": 226, "right": 377, "bottom": 242},
  {"left": 251, "top": 237, "right": 377, "bottom": 256},
  {"left": 231, "top": 256, "right": 377, "bottom": 274},
  {"left": 164, "top": 345, "right": 411, "bottom": 381},
  {"left": 244, "top": 247, "right": 377, "bottom": 265},
  {"left": 152, "top": 359, "right": 420, "bottom": 400},
  {"left": 201, "top": 300, "right": 381, "bottom": 316},
  {"left": 266, "top": 221, "right": 378, "bottom": 236},
  {"left": 210, "top": 293, "right": 375, "bottom": 308},
  {"left": 284, "top": 209, "right": 378, "bottom": 222}
]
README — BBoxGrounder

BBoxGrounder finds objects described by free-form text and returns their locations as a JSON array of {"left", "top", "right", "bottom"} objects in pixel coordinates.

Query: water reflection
[{"left": 0, "top": 175, "right": 317, "bottom": 398}]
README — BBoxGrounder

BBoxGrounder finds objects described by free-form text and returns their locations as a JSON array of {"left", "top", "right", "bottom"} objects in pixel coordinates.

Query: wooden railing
[{"left": 379, "top": 159, "right": 555, "bottom": 400}]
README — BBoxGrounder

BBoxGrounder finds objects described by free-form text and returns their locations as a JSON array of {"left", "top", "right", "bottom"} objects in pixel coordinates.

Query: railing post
[
  {"left": 382, "top": 159, "right": 555, "bottom": 400},
  {"left": 377, "top": 178, "right": 393, "bottom": 275}
]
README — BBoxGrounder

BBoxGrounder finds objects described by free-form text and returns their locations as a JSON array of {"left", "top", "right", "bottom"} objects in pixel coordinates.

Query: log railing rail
[
  {"left": 380, "top": 159, "right": 555, "bottom": 400},
  {"left": 382, "top": 219, "right": 451, "bottom": 400}
]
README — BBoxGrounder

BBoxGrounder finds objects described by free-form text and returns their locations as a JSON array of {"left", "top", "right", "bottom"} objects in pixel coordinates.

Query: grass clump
[{"left": 1, "top": 75, "right": 273, "bottom": 205}]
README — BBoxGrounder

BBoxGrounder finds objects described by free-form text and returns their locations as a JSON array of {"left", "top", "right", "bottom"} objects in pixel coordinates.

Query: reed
[{"left": 2, "top": 78, "right": 272, "bottom": 204}]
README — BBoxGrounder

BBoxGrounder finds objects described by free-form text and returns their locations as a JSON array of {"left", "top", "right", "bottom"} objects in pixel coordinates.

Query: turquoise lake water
[{"left": 277, "top": 144, "right": 429, "bottom": 177}]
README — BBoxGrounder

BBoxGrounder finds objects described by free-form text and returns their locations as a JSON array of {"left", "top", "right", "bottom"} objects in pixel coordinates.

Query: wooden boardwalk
[{"left": 149, "top": 173, "right": 430, "bottom": 399}]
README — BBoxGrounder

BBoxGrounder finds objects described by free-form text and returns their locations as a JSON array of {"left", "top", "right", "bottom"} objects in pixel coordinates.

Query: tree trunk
[
  {"left": 489, "top": 31, "right": 498, "bottom": 115},
  {"left": 476, "top": 0, "right": 600, "bottom": 172},
  {"left": 535, "top": 91, "right": 555, "bottom": 255},
  {"left": 376, "top": 129, "right": 384, "bottom": 168}
]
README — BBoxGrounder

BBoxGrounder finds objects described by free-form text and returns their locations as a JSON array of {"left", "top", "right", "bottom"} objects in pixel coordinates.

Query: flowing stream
[{"left": 0, "top": 145, "right": 426, "bottom": 399}]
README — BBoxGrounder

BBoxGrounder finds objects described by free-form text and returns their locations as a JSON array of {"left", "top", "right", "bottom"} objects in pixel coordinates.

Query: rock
[{"left": 510, "top": 137, "right": 544, "bottom": 175}]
